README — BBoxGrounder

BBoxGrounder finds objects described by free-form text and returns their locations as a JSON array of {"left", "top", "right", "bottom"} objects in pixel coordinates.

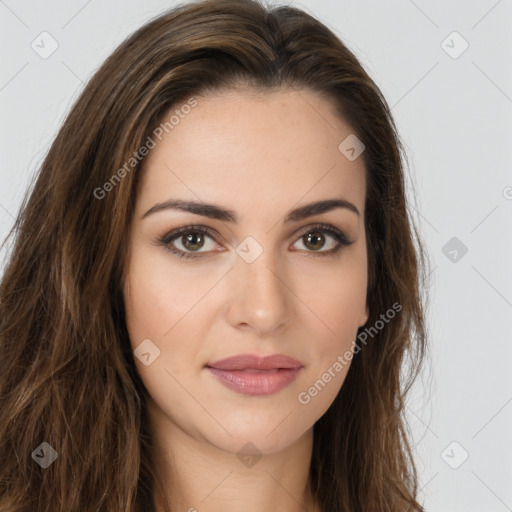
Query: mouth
[
  {"left": 206, "top": 353, "right": 303, "bottom": 371},
  {"left": 205, "top": 353, "right": 303, "bottom": 396}
]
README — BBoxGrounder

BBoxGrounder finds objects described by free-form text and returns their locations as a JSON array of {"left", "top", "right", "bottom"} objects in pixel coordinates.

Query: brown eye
[
  {"left": 302, "top": 231, "right": 326, "bottom": 251},
  {"left": 160, "top": 223, "right": 352, "bottom": 260},
  {"left": 292, "top": 224, "right": 352, "bottom": 256},
  {"left": 161, "top": 226, "right": 219, "bottom": 259},
  {"left": 181, "top": 231, "right": 206, "bottom": 251}
]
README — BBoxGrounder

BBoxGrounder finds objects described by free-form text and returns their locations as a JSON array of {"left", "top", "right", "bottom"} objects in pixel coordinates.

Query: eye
[
  {"left": 158, "top": 223, "right": 353, "bottom": 260},
  {"left": 159, "top": 225, "right": 220, "bottom": 259},
  {"left": 291, "top": 223, "right": 353, "bottom": 256}
]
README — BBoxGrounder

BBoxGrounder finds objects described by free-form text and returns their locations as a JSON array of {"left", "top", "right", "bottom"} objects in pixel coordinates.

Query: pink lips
[{"left": 205, "top": 354, "right": 303, "bottom": 396}]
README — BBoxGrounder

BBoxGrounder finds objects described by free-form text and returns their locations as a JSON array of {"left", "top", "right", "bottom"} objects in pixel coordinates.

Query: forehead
[{"left": 136, "top": 86, "right": 366, "bottom": 220}]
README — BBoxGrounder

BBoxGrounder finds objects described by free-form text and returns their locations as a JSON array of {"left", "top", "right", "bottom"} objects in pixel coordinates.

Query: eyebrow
[{"left": 142, "top": 197, "right": 360, "bottom": 223}]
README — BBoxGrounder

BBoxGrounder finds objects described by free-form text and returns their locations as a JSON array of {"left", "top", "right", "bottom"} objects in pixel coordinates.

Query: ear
[{"left": 360, "top": 305, "right": 369, "bottom": 327}]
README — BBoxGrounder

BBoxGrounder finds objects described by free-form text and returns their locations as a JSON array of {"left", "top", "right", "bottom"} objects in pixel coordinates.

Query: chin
[{"left": 199, "top": 414, "right": 314, "bottom": 457}]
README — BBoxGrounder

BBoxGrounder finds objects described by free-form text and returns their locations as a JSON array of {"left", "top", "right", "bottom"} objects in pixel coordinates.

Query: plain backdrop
[{"left": 1, "top": 1, "right": 511, "bottom": 510}]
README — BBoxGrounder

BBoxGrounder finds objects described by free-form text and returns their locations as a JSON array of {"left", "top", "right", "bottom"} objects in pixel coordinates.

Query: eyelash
[{"left": 158, "top": 223, "right": 353, "bottom": 260}]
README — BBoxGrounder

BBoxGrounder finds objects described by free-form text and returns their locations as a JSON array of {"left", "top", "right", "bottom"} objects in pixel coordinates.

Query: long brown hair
[{"left": 0, "top": 1, "right": 431, "bottom": 510}]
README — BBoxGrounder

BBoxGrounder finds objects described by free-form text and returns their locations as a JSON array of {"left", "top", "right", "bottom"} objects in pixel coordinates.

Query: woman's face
[{"left": 122, "top": 86, "right": 368, "bottom": 455}]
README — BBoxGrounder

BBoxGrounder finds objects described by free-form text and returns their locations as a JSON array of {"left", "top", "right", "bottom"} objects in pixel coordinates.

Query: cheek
[
  {"left": 294, "top": 267, "right": 365, "bottom": 416},
  {"left": 123, "top": 268, "right": 170, "bottom": 344},
  {"left": 294, "top": 249, "right": 367, "bottom": 402},
  {"left": 122, "top": 253, "right": 219, "bottom": 389},
  {"left": 123, "top": 254, "right": 204, "bottom": 343},
  {"left": 122, "top": 259, "right": 200, "bottom": 396},
  {"left": 298, "top": 252, "right": 367, "bottom": 340}
]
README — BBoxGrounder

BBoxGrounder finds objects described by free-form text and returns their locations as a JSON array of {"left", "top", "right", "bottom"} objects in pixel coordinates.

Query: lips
[
  {"left": 206, "top": 353, "right": 303, "bottom": 371},
  {"left": 205, "top": 353, "right": 303, "bottom": 396}
]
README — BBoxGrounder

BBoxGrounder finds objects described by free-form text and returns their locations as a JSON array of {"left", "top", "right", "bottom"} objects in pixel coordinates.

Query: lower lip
[{"left": 206, "top": 367, "right": 302, "bottom": 396}]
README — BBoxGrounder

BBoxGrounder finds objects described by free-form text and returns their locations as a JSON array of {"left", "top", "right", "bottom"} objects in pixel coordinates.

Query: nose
[{"left": 225, "top": 246, "right": 294, "bottom": 336}]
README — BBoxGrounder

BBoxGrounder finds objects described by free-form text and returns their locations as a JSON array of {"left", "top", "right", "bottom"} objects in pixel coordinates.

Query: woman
[{"left": 0, "top": 0, "right": 431, "bottom": 510}]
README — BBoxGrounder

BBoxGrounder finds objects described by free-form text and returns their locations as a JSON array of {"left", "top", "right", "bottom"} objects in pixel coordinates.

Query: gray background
[{"left": 1, "top": 1, "right": 511, "bottom": 510}]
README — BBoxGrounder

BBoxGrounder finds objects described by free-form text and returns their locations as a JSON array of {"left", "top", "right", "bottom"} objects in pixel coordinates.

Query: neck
[{"left": 146, "top": 400, "right": 321, "bottom": 512}]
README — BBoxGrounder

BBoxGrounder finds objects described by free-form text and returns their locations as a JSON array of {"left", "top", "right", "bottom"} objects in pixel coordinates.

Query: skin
[{"left": 122, "top": 86, "right": 369, "bottom": 512}]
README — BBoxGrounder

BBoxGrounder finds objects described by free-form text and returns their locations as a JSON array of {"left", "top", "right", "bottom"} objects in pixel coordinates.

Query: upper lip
[{"left": 206, "top": 353, "right": 303, "bottom": 371}]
